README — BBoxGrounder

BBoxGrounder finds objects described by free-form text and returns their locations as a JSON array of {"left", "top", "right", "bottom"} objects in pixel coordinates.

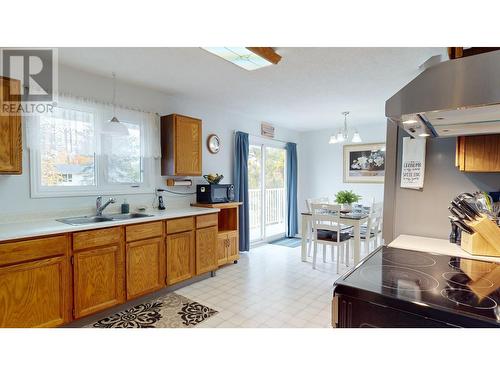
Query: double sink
[{"left": 57, "top": 212, "right": 154, "bottom": 226}]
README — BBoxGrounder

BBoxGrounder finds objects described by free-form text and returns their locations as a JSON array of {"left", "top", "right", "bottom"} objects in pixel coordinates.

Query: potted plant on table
[{"left": 334, "top": 190, "right": 362, "bottom": 211}]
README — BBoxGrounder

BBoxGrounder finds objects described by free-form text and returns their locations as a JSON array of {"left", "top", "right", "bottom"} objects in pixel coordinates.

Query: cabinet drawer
[
  {"left": 0, "top": 235, "right": 68, "bottom": 267},
  {"left": 73, "top": 227, "right": 122, "bottom": 251},
  {"left": 126, "top": 221, "right": 163, "bottom": 242},
  {"left": 166, "top": 217, "right": 194, "bottom": 234},
  {"left": 196, "top": 213, "right": 218, "bottom": 229}
]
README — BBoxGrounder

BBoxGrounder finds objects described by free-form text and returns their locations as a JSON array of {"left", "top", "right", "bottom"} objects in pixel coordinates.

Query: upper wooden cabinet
[
  {"left": 456, "top": 135, "right": 500, "bottom": 172},
  {"left": 161, "top": 114, "right": 202, "bottom": 176},
  {"left": 0, "top": 77, "right": 22, "bottom": 174}
]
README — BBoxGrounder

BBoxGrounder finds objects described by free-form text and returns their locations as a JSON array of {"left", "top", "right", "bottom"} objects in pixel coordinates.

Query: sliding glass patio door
[{"left": 249, "top": 141, "right": 286, "bottom": 242}]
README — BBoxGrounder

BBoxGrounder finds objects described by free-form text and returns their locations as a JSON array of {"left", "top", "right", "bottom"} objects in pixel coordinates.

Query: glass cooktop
[{"left": 335, "top": 246, "right": 500, "bottom": 324}]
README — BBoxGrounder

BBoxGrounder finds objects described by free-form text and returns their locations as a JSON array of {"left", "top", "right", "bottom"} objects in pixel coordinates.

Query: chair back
[
  {"left": 310, "top": 203, "right": 343, "bottom": 244},
  {"left": 306, "top": 196, "right": 329, "bottom": 212},
  {"left": 369, "top": 202, "right": 383, "bottom": 234}
]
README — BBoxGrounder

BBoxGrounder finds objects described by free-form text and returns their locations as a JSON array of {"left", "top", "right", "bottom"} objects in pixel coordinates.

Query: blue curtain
[
  {"left": 234, "top": 131, "right": 250, "bottom": 252},
  {"left": 285, "top": 142, "right": 298, "bottom": 237}
]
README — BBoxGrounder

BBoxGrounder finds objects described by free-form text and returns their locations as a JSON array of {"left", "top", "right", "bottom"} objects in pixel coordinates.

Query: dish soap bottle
[{"left": 121, "top": 199, "right": 130, "bottom": 214}]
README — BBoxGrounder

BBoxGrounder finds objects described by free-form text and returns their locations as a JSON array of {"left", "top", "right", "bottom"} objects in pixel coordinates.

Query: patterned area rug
[{"left": 87, "top": 292, "right": 218, "bottom": 328}]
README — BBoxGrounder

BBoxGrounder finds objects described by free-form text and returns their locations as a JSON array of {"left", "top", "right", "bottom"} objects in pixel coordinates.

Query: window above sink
[{"left": 26, "top": 94, "right": 161, "bottom": 198}]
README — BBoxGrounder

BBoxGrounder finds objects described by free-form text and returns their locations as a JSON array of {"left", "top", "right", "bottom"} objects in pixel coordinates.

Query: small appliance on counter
[
  {"left": 155, "top": 189, "right": 166, "bottom": 210},
  {"left": 448, "top": 192, "right": 500, "bottom": 257},
  {"left": 196, "top": 183, "right": 234, "bottom": 204},
  {"left": 332, "top": 246, "right": 500, "bottom": 328}
]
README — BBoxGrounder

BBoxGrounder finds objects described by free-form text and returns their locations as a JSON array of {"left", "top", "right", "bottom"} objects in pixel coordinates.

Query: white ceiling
[{"left": 59, "top": 47, "right": 445, "bottom": 132}]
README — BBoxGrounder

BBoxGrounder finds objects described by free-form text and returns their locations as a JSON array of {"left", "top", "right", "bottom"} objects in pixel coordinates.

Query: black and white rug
[{"left": 87, "top": 293, "right": 218, "bottom": 328}]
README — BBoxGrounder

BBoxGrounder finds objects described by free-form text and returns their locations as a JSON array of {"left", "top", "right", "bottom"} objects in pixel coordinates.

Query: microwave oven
[{"left": 196, "top": 184, "right": 235, "bottom": 204}]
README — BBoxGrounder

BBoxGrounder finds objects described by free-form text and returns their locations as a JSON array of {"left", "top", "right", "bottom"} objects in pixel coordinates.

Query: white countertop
[
  {"left": 389, "top": 234, "right": 500, "bottom": 263},
  {"left": 0, "top": 206, "right": 220, "bottom": 243}
]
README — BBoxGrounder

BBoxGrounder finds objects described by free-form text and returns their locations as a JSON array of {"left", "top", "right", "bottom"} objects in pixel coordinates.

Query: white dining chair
[
  {"left": 358, "top": 202, "right": 383, "bottom": 254},
  {"left": 305, "top": 197, "right": 329, "bottom": 256},
  {"left": 310, "top": 203, "right": 351, "bottom": 273}
]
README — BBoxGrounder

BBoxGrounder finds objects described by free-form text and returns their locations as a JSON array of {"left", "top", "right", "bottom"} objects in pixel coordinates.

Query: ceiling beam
[{"left": 246, "top": 47, "right": 282, "bottom": 65}]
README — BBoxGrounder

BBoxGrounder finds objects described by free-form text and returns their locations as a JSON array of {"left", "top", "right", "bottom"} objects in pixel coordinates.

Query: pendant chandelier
[
  {"left": 106, "top": 72, "right": 129, "bottom": 136},
  {"left": 329, "top": 111, "right": 362, "bottom": 144}
]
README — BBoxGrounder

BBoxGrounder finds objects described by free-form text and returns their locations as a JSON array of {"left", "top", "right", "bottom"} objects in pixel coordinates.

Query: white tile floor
[{"left": 177, "top": 243, "right": 347, "bottom": 328}]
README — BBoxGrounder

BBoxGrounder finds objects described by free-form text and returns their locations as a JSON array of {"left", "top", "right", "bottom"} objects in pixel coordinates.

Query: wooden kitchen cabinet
[
  {"left": 0, "top": 235, "right": 71, "bottom": 327},
  {"left": 166, "top": 230, "right": 195, "bottom": 285},
  {"left": 195, "top": 226, "right": 218, "bottom": 275},
  {"left": 217, "top": 231, "right": 239, "bottom": 266},
  {"left": 192, "top": 203, "right": 241, "bottom": 266},
  {"left": 456, "top": 135, "right": 500, "bottom": 172},
  {"left": 72, "top": 228, "right": 125, "bottom": 319},
  {"left": 0, "top": 77, "right": 22, "bottom": 174},
  {"left": 126, "top": 237, "right": 165, "bottom": 300},
  {"left": 161, "top": 114, "right": 202, "bottom": 176}
]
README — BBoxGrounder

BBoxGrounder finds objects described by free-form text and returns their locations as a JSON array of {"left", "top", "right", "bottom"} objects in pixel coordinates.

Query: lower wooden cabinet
[
  {"left": 227, "top": 231, "right": 239, "bottom": 262},
  {"left": 195, "top": 226, "right": 218, "bottom": 275},
  {"left": 217, "top": 230, "right": 239, "bottom": 266},
  {"left": 0, "top": 256, "right": 70, "bottom": 327},
  {"left": 126, "top": 237, "right": 165, "bottom": 300},
  {"left": 166, "top": 231, "right": 195, "bottom": 285},
  {"left": 73, "top": 245, "right": 125, "bottom": 319}
]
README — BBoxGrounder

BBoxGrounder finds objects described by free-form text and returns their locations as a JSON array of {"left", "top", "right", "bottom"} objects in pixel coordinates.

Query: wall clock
[{"left": 207, "top": 134, "right": 221, "bottom": 154}]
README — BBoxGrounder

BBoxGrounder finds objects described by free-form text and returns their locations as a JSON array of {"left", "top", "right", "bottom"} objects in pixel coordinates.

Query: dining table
[{"left": 300, "top": 211, "right": 369, "bottom": 265}]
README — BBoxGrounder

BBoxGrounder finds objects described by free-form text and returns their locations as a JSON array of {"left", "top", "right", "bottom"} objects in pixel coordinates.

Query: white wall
[
  {"left": 0, "top": 65, "right": 300, "bottom": 220},
  {"left": 298, "top": 123, "right": 386, "bottom": 213}
]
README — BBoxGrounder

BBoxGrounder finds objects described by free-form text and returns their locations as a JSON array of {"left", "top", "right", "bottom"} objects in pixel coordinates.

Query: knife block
[
  {"left": 465, "top": 215, "right": 500, "bottom": 253},
  {"left": 461, "top": 232, "right": 500, "bottom": 257}
]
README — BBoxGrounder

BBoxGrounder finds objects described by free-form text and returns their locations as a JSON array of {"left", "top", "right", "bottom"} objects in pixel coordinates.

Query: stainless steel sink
[
  {"left": 57, "top": 213, "right": 154, "bottom": 226},
  {"left": 57, "top": 216, "right": 114, "bottom": 226},
  {"left": 107, "top": 213, "right": 154, "bottom": 220}
]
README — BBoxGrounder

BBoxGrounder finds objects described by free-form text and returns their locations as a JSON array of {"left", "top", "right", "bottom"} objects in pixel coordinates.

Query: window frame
[{"left": 29, "top": 104, "right": 155, "bottom": 198}]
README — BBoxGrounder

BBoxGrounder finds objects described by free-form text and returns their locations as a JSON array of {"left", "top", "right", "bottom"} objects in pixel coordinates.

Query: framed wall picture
[{"left": 343, "top": 143, "right": 386, "bottom": 183}]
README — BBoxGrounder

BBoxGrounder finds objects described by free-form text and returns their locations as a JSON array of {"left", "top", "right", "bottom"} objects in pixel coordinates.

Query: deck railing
[{"left": 249, "top": 188, "right": 285, "bottom": 230}]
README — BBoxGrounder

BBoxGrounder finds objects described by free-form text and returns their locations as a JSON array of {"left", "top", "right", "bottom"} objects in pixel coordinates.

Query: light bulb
[
  {"left": 329, "top": 135, "right": 338, "bottom": 144},
  {"left": 336, "top": 131, "right": 345, "bottom": 142},
  {"left": 352, "top": 132, "right": 362, "bottom": 143}
]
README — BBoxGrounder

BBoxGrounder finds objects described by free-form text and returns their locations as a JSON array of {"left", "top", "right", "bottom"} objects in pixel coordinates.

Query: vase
[{"left": 341, "top": 203, "right": 352, "bottom": 212}]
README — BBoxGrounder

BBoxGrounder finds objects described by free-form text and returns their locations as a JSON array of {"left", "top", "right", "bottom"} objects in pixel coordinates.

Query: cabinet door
[
  {"left": 175, "top": 115, "right": 202, "bottom": 175},
  {"left": 0, "top": 77, "right": 22, "bottom": 174},
  {"left": 457, "top": 135, "right": 500, "bottom": 172},
  {"left": 227, "top": 231, "right": 239, "bottom": 262},
  {"left": 216, "top": 233, "right": 228, "bottom": 266},
  {"left": 126, "top": 237, "right": 165, "bottom": 300},
  {"left": 166, "top": 231, "right": 195, "bottom": 285},
  {"left": 0, "top": 256, "right": 70, "bottom": 327},
  {"left": 195, "top": 226, "right": 217, "bottom": 275},
  {"left": 73, "top": 245, "right": 125, "bottom": 318}
]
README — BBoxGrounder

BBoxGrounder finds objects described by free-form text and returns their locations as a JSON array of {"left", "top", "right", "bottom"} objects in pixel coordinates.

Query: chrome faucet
[{"left": 96, "top": 196, "right": 116, "bottom": 216}]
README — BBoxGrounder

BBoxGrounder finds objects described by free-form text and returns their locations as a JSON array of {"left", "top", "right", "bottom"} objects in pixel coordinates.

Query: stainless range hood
[{"left": 386, "top": 50, "right": 500, "bottom": 138}]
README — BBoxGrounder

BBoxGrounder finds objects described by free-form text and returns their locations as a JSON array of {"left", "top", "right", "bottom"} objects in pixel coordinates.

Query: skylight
[{"left": 202, "top": 47, "right": 274, "bottom": 71}]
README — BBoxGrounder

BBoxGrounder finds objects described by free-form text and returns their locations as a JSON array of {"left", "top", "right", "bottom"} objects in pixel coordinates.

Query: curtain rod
[{"left": 233, "top": 130, "right": 289, "bottom": 145}]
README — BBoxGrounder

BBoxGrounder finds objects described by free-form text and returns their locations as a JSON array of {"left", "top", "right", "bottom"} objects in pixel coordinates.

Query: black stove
[{"left": 332, "top": 246, "right": 500, "bottom": 328}]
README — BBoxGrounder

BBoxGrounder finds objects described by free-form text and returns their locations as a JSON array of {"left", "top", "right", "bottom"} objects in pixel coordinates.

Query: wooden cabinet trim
[
  {"left": 196, "top": 213, "right": 218, "bottom": 229},
  {"left": 0, "top": 234, "right": 68, "bottom": 267},
  {"left": 126, "top": 221, "right": 164, "bottom": 242},
  {"left": 166, "top": 216, "right": 195, "bottom": 234},
  {"left": 73, "top": 227, "right": 122, "bottom": 251}
]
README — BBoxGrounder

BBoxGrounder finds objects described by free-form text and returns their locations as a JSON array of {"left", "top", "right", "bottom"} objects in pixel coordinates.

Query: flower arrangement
[
  {"left": 351, "top": 150, "right": 385, "bottom": 171},
  {"left": 334, "top": 190, "right": 362, "bottom": 205}
]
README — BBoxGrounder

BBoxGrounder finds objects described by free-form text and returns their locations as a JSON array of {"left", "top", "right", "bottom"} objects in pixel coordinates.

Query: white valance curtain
[{"left": 25, "top": 94, "right": 161, "bottom": 158}]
